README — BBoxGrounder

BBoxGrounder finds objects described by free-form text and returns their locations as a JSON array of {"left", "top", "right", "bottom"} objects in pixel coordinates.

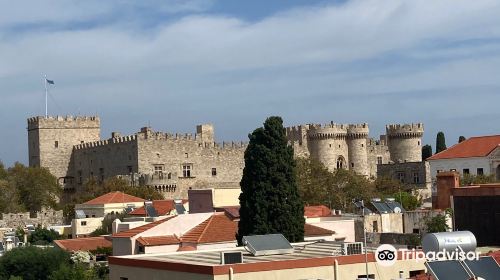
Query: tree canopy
[
  {"left": 0, "top": 246, "right": 108, "bottom": 280},
  {"left": 296, "top": 158, "right": 421, "bottom": 211},
  {"left": 28, "top": 225, "right": 61, "bottom": 245},
  {"left": 460, "top": 173, "right": 497, "bottom": 186},
  {"left": 0, "top": 246, "right": 69, "bottom": 280},
  {"left": 237, "top": 116, "right": 304, "bottom": 245},
  {"left": 458, "top": 136, "right": 466, "bottom": 143},
  {"left": 435, "top": 132, "right": 447, "bottom": 154},
  {"left": 393, "top": 191, "right": 421, "bottom": 211},
  {"left": 425, "top": 214, "right": 450, "bottom": 233},
  {"left": 63, "top": 177, "right": 163, "bottom": 222},
  {"left": 0, "top": 163, "right": 60, "bottom": 213},
  {"left": 421, "top": 144, "right": 432, "bottom": 161}
]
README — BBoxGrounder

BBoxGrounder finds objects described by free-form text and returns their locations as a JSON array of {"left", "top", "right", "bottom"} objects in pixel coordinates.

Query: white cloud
[{"left": 1, "top": 0, "right": 500, "bottom": 164}]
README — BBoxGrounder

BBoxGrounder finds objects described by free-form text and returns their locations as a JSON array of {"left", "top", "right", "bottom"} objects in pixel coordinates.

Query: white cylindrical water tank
[{"left": 422, "top": 231, "right": 477, "bottom": 254}]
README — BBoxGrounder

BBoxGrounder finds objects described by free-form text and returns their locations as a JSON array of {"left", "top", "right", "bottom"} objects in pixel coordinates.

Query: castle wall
[
  {"left": 286, "top": 125, "right": 310, "bottom": 158},
  {"left": 72, "top": 136, "right": 139, "bottom": 190},
  {"left": 285, "top": 122, "right": 422, "bottom": 178},
  {"left": 347, "top": 124, "right": 369, "bottom": 176},
  {"left": 367, "top": 138, "right": 391, "bottom": 178},
  {"left": 386, "top": 124, "right": 424, "bottom": 163},
  {"left": 27, "top": 116, "right": 100, "bottom": 182},
  {"left": 307, "top": 123, "right": 349, "bottom": 172},
  {"left": 136, "top": 131, "right": 245, "bottom": 199}
]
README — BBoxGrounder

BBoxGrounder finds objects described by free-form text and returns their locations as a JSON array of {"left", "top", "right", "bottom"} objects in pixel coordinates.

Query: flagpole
[{"left": 44, "top": 75, "right": 48, "bottom": 117}]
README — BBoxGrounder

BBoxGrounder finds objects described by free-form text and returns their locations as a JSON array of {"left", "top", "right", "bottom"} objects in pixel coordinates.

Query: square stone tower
[{"left": 27, "top": 116, "right": 100, "bottom": 185}]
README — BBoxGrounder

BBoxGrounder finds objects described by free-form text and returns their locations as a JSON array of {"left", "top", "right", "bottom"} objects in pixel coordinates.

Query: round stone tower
[
  {"left": 386, "top": 123, "right": 424, "bottom": 163},
  {"left": 307, "top": 122, "right": 349, "bottom": 171},
  {"left": 347, "top": 124, "right": 369, "bottom": 176}
]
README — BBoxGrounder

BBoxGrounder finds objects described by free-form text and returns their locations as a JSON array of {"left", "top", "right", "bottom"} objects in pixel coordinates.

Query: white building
[{"left": 427, "top": 135, "right": 500, "bottom": 180}]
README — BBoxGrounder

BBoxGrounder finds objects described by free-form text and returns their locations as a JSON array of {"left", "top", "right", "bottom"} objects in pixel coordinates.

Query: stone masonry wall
[
  {"left": 71, "top": 136, "right": 139, "bottom": 191},
  {"left": 386, "top": 123, "right": 424, "bottom": 163},
  {"left": 69, "top": 125, "right": 245, "bottom": 199},
  {"left": 136, "top": 128, "right": 245, "bottom": 199},
  {"left": 285, "top": 122, "right": 422, "bottom": 178},
  {"left": 27, "top": 116, "right": 100, "bottom": 182},
  {"left": 0, "top": 208, "right": 64, "bottom": 228}
]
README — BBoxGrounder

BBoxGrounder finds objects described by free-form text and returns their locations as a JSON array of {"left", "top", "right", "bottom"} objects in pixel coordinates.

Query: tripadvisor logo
[
  {"left": 375, "top": 244, "right": 480, "bottom": 266},
  {"left": 375, "top": 244, "right": 397, "bottom": 267}
]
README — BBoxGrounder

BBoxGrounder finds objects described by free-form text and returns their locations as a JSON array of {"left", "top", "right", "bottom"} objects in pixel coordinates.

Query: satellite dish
[{"left": 393, "top": 207, "right": 402, "bottom": 213}]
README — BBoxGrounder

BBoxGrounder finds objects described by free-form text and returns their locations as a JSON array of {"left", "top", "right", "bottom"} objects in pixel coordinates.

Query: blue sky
[{"left": 1, "top": 0, "right": 500, "bottom": 166}]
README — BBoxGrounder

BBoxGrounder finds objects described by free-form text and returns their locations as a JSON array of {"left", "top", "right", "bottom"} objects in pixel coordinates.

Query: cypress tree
[
  {"left": 458, "top": 136, "right": 466, "bottom": 143},
  {"left": 422, "top": 144, "right": 433, "bottom": 160},
  {"left": 237, "top": 116, "right": 304, "bottom": 245},
  {"left": 435, "top": 132, "right": 447, "bottom": 154}
]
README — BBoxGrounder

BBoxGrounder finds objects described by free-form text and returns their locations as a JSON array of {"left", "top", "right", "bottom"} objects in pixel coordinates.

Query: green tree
[
  {"left": 393, "top": 191, "right": 421, "bottom": 211},
  {"left": 332, "top": 168, "right": 375, "bottom": 211},
  {"left": 237, "top": 116, "right": 305, "bottom": 245},
  {"left": 0, "top": 246, "right": 70, "bottom": 280},
  {"left": 296, "top": 157, "right": 335, "bottom": 206},
  {"left": 421, "top": 144, "right": 433, "bottom": 160},
  {"left": 48, "top": 264, "right": 89, "bottom": 280},
  {"left": 435, "top": 132, "right": 447, "bottom": 154},
  {"left": 0, "top": 161, "right": 7, "bottom": 180},
  {"left": 296, "top": 157, "right": 377, "bottom": 211},
  {"left": 7, "top": 163, "right": 61, "bottom": 212},
  {"left": 425, "top": 214, "right": 450, "bottom": 233},
  {"left": 63, "top": 177, "right": 163, "bottom": 222},
  {"left": 90, "top": 211, "right": 130, "bottom": 236},
  {"left": 460, "top": 173, "right": 497, "bottom": 186},
  {"left": 458, "top": 136, "right": 466, "bottom": 143},
  {"left": 0, "top": 178, "right": 24, "bottom": 213},
  {"left": 28, "top": 225, "right": 61, "bottom": 245},
  {"left": 373, "top": 176, "right": 402, "bottom": 196}
]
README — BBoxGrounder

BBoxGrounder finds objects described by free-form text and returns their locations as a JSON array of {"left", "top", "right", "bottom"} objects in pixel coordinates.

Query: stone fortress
[
  {"left": 286, "top": 122, "right": 424, "bottom": 178},
  {"left": 27, "top": 115, "right": 424, "bottom": 199},
  {"left": 28, "top": 116, "right": 246, "bottom": 199}
]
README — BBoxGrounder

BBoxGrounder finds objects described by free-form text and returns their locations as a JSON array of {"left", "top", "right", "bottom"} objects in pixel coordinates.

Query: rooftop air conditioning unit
[
  {"left": 342, "top": 242, "right": 364, "bottom": 256},
  {"left": 220, "top": 251, "right": 243, "bottom": 264}
]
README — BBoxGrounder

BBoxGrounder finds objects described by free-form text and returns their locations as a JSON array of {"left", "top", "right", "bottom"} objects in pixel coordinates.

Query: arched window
[{"left": 336, "top": 156, "right": 346, "bottom": 169}]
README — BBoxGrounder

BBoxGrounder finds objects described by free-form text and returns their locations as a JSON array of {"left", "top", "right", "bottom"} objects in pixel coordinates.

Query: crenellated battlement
[
  {"left": 386, "top": 123, "right": 424, "bottom": 138},
  {"left": 72, "top": 130, "right": 247, "bottom": 152},
  {"left": 347, "top": 123, "right": 369, "bottom": 139},
  {"left": 27, "top": 115, "right": 100, "bottom": 130},
  {"left": 73, "top": 135, "right": 138, "bottom": 150},
  {"left": 307, "top": 122, "right": 348, "bottom": 140}
]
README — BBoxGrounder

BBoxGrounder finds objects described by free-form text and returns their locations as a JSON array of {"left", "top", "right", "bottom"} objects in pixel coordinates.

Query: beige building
[
  {"left": 72, "top": 192, "right": 146, "bottom": 237},
  {"left": 27, "top": 116, "right": 245, "bottom": 199},
  {"left": 28, "top": 116, "right": 424, "bottom": 200},
  {"left": 111, "top": 211, "right": 336, "bottom": 256},
  {"left": 109, "top": 241, "right": 427, "bottom": 280},
  {"left": 286, "top": 123, "right": 424, "bottom": 177}
]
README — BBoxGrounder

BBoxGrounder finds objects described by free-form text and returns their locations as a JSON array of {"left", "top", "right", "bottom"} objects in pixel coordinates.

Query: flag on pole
[{"left": 46, "top": 79, "right": 54, "bottom": 85}]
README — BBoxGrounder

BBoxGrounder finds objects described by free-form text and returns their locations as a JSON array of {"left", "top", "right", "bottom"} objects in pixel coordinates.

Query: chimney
[{"left": 434, "top": 171, "right": 460, "bottom": 210}]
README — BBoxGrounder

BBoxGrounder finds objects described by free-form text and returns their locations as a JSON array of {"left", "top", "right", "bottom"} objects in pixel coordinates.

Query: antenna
[{"left": 44, "top": 75, "right": 48, "bottom": 117}]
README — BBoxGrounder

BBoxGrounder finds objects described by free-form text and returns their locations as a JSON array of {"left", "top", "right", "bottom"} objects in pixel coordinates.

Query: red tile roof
[
  {"left": 182, "top": 213, "right": 238, "bottom": 244},
  {"left": 304, "top": 223, "right": 335, "bottom": 236},
  {"left": 486, "top": 250, "right": 500, "bottom": 264},
  {"left": 304, "top": 205, "right": 332, "bottom": 218},
  {"left": 54, "top": 236, "right": 112, "bottom": 252},
  {"left": 112, "top": 216, "right": 176, "bottom": 238},
  {"left": 214, "top": 206, "right": 240, "bottom": 219},
  {"left": 181, "top": 213, "right": 334, "bottom": 244},
  {"left": 129, "top": 200, "right": 187, "bottom": 216},
  {"left": 83, "top": 191, "right": 145, "bottom": 205},
  {"left": 177, "top": 245, "right": 196, "bottom": 252},
  {"left": 136, "top": 235, "right": 180, "bottom": 246},
  {"left": 428, "top": 135, "right": 500, "bottom": 160}
]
